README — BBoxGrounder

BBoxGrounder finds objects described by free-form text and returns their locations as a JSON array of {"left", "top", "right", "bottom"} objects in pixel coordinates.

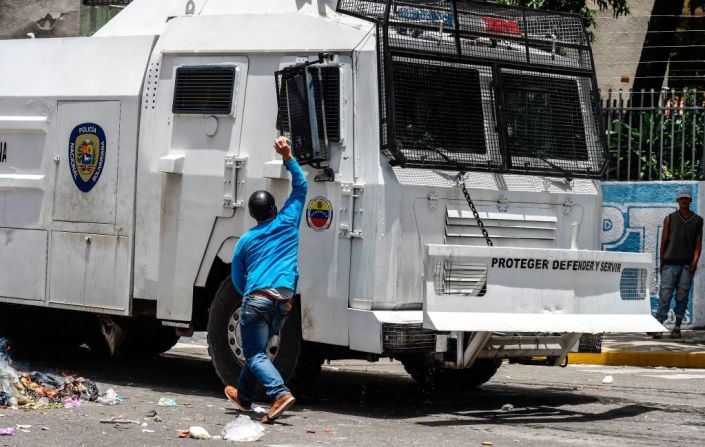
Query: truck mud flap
[{"left": 424, "top": 244, "right": 664, "bottom": 333}]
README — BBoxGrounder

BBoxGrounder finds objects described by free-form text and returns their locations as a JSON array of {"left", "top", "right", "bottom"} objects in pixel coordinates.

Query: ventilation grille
[
  {"left": 434, "top": 261, "right": 487, "bottom": 296},
  {"left": 172, "top": 66, "right": 236, "bottom": 115},
  {"left": 445, "top": 206, "right": 558, "bottom": 248},
  {"left": 276, "top": 66, "right": 341, "bottom": 144},
  {"left": 382, "top": 323, "right": 435, "bottom": 353},
  {"left": 620, "top": 268, "right": 647, "bottom": 300}
]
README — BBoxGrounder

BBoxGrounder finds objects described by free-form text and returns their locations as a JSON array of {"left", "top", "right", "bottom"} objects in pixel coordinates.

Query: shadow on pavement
[{"left": 4, "top": 345, "right": 658, "bottom": 425}]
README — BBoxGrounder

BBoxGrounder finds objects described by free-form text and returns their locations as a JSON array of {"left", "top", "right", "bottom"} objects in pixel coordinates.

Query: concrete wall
[
  {"left": 601, "top": 181, "right": 704, "bottom": 327},
  {"left": 0, "top": 0, "right": 81, "bottom": 39},
  {"left": 592, "top": 0, "right": 656, "bottom": 96}
]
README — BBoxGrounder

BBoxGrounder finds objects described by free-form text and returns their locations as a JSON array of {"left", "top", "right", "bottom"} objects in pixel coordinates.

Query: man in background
[{"left": 655, "top": 187, "right": 703, "bottom": 338}]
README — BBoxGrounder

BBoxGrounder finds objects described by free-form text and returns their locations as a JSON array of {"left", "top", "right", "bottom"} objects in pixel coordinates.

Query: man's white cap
[{"left": 677, "top": 187, "right": 692, "bottom": 200}]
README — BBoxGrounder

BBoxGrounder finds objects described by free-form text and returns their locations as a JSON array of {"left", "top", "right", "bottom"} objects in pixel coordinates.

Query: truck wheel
[
  {"left": 401, "top": 354, "right": 501, "bottom": 389},
  {"left": 207, "top": 277, "right": 322, "bottom": 396}
]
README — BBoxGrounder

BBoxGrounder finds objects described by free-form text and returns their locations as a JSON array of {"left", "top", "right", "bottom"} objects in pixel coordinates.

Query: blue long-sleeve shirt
[{"left": 231, "top": 158, "right": 308, "bottom": 297}]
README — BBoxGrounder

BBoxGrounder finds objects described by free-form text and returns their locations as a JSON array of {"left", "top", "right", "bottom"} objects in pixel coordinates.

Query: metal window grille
[
  {"left": 172, "top": 66, "right": 237, "bottom": 115},
  {"left": 338, "top": 0, "right": 606, "bottom": 179},
  {"left": 276, "top": 66, "right": 341, "bottom": 145},
  {"left": 603, "top": 88, "right": 705, "bottom": 182}
]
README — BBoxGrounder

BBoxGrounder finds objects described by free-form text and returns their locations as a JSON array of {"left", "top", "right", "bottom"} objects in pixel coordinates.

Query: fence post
[{"left": 638, "top": 89, "right": 644, "bottom": 180}]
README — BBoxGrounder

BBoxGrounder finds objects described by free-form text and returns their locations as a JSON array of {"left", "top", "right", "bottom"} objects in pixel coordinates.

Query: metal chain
[{"left": 457, "top": 172, "right": 493, "bottom": 247}]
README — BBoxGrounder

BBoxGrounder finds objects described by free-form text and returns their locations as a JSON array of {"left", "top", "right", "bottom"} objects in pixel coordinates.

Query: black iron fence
[{"left": 603, "top": 89, "right": 705, "bottom": 181}]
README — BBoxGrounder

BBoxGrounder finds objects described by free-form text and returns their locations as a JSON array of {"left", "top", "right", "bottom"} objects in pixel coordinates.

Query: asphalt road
[{"left": 1, "top": 341, "right": 705, "bottom": 446}]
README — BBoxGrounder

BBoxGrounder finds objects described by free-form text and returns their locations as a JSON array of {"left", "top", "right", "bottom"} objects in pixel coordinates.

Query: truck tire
[
  {"left": 207, "top": 277, "right": 322, "bottom": 396},
  {"left": 401, "top": 354, "right": 501, "bottom": 389}
]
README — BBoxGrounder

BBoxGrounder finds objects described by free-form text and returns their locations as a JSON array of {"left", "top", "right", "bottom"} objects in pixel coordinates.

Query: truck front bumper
[{"left": 424, "top": 244, "right": 664, "bottom": 333}]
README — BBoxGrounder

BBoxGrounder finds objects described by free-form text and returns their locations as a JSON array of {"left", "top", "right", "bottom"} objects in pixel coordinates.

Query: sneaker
[
  {"left": 261, "top": 393, "right": 295, "bottom": 424},
  {"left": 670, "top": 328, "right": 682, "bottom": 339},
  {"left": 224, "top": 386, "right": 251, "bottom": 411}
]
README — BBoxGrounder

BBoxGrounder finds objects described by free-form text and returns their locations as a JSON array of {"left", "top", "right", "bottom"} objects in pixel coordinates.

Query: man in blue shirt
[{"left": 224, "top": 137, "right": 307, "bottom": 423}]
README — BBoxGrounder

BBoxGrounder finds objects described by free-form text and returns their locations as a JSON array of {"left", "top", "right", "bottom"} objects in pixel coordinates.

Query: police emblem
[
  {"left": 306, "top": 196, "right": 333, "bottom": 231},
  {"left": 68, "top": 123, "right": 106, "bottom": 192}
]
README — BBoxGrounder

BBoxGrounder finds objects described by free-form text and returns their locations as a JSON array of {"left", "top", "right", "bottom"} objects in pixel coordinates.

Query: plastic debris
[
  {"left": 16, "top": 424, "right": 31, "bottom": 429},
  {"left": 222, "top": 415, "right": 265, "bottom": 442},
  {"left": 64, "top": 398, "right": 81, "bottom": 408},
  {"left": 501, "top": 403, "right": 514, "bottom": 411},
  {"left": 158, "top": 396, "right": 177, "bottom": 407},
  {"left": 0, "top": 338, "right": 100, "bottom": 410},
  {"left": 189, "top": 426, "right": 211, "bottom": 440},
  {"left": 96, "top": 388, "right": 123, "bottom": 406},
  {"left": 178, "top": 429, "right": 190, "bottom": 438},
  {"left": 142, "top": 429, "right": 155, "bottom": 433},
  {"left": 482, "top": 442, "right": 493, "bottom": 446},
  {"left": 251, "top": 404, "right": 267, "bottom": 414},
  {"left": 0, "top": 427, "right": 15, "bottom": 436},
  {"left": 307, "top": 429, "right": 316, "bottom": 434},
  {"left": 602, "top": 375, "right": 614, "bottom": 384},
  {"left": 323, "top": 428, "right": 332, "bottom": 433}
]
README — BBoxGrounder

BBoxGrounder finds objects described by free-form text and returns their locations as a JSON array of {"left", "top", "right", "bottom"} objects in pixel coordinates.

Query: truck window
[
  {"left": 391, "top": 59, "right": 487, "bottom": 159},
  {"left": 500, "top": 72, "right": 588, "bottom": 162}
]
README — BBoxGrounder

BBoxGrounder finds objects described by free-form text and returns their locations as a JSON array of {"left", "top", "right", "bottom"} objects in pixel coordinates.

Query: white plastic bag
[{"left": 221, "top": 415, "right": 265, "bottom": 442}]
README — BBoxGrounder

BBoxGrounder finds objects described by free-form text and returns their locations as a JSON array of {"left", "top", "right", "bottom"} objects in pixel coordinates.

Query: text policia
[{"left": 490, "top": 257, "right": 622, "bottom": 273}]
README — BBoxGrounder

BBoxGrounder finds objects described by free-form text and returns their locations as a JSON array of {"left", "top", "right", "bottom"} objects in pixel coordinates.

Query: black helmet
[{"left": 248, "top": 190, "right": 277, "bottom": 222}]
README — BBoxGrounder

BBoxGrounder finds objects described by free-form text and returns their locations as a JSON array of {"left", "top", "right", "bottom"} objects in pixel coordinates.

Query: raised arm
[{"left": 274, "top": 137, "right": 308, "bottom": 225}]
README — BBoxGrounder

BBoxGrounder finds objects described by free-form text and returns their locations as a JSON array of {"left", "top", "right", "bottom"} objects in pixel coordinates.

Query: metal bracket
[
  {"left": 339, "top": 182, "right": 364, "bottom": 239},
  {"left": 428, "top": 191, "right": 439, "bottom": 210},
  {"left": 497, "top": 194, "right": 509, "bottom": 212},
  {"left": 314, "top": 167, "right": 335, "bottom": 182},
  {"left": 223, "top": 155, "right": 247, "bottom": 209}
]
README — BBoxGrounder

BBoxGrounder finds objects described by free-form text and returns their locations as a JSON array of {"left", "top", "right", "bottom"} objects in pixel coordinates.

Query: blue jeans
[
  {"left": 656, "top": 264, "right": 693, "bottom": 321},
  {"left": 237, "top": 295, "right": 291, "bottom": 405}
]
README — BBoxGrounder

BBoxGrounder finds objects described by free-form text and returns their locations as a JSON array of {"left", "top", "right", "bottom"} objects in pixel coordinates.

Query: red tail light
[{"left": 481, "top": 17, "right": 522, "bottom": 36}]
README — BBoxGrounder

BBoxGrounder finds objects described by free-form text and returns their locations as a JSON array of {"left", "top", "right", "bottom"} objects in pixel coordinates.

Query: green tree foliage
[{"left": 494, "top": 0, "right": 630, "bottom": 29}]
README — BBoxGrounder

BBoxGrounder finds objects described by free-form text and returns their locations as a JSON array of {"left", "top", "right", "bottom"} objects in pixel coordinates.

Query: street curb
[{"left": 570, "top": 352, "right": 705, "bottom": 368}]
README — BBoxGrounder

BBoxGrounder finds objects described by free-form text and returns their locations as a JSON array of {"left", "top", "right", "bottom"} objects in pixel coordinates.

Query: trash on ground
[
  {"left": 142, "top": 429, "right": 155, "bottom": 433},
  {"left": 482, "top": 442, "right": 493, "bottom": 446},
  {"left": 178, "top": 429, "right": 190, "bottom": 438},
  {"left": 189, "top": 426, "right": 211, "bottom": 440},
  {"left": 602, "top": 375, "right": 614, "bottom": 384},
  {"left": 501, "top": 403, "right": 514, "bottom": 411},
  {"left": 158, "top": 396, "right": 177, "bottom": 407},
  {"left": 97, "top": 388, "right": 123, "bottom": 406},
  {"left": 145, "top": 409, "right": 157, "bottom": 417},
  {"left": 0, "top": 338, "right": 100, "bottom": 410},
  {"left": 0, "top": 427, "right": 16, "bottom": 436},
  {"left": 64, "top": 398, "right": 80, "bottom": 408},
  {"left": 251, "top": 404, "right": 267, "bottom": 414},
  {"left": 40, "top": 426, "right": 49, "bottom": 431},
  {"left": 100, "top": 416, "right": 140, "bottom": 425},
  {"left": 222, "top": 415, "right": 265, "bottom": 442},
  {"left": 16, "top": 424, "right": 31, "bottom": 429},
  {"left": 323, "top": 428, "right": 332, "bottom": 433},
  {"left": 307, "top": 429, "right": 316, "bottom": 434}
]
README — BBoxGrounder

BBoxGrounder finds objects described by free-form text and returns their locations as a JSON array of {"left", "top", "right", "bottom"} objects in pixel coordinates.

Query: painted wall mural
[{"left": 601, "top": 182, "right": 702, "bottom": 327}]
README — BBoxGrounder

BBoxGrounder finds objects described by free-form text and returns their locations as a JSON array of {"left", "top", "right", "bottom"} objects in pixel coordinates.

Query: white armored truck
[{"left": 0, "top": 0, "right": 663, "bottom": 388}]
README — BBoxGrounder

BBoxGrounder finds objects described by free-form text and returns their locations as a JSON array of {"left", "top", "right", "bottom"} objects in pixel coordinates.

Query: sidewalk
[{"left": 570, "top": 331, "right": 705, "bottom": 368}]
